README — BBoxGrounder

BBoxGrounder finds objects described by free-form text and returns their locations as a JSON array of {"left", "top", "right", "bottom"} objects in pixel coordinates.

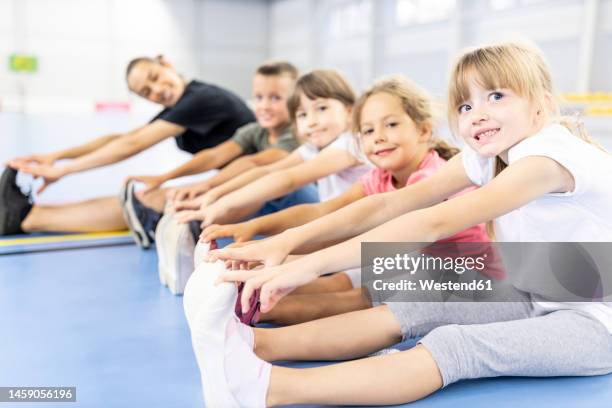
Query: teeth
[
  {"left": 484, "top": 129, "right": 497, "bottom": 137},
  {"left": 477, "top": 129, "right": 498, "bottom": 139}
]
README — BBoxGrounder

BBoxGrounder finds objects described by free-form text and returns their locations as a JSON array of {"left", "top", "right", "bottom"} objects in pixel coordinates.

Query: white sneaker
[
  {"left": 154, "top": 210, "right": 174, "bottom": 287},
  {"left": 155, "top": 206, "right": 196, "bottom": 295}
]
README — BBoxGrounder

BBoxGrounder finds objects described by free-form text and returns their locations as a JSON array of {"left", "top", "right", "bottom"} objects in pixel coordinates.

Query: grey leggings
[{"left": 384, "top": 301, "right": 612, "bottom": 386}]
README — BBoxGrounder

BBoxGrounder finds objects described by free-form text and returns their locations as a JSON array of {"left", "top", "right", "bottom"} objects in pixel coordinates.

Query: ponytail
[{"left": 429, "top": 139, "right": 460, "bottom": 161}]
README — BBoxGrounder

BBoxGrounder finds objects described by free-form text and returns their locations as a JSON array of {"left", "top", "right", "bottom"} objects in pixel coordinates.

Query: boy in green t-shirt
[{"left": 122, "top": 61, "right": 306, "bottom": 248}]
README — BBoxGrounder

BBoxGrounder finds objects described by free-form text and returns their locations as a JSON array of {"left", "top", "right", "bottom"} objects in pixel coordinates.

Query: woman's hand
[
  {"left": 216, "top": 261, "right": 319, "bottom": 313},
  {"left": 8, "top": 153, "right": 57, "bottom": 168},
  {"left": 201, "top": 222, "right": 257, "bottom": 243},
  {"left": 9, "top": 162, "right": 67, "bottom": 193}
]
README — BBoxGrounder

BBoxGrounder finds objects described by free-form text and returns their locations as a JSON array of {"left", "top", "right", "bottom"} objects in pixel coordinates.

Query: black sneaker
[
  {"left": 120, "top": 180, "right": 162, "bottom": 249},
  {"left": 0, "top": 167, "right": 33, "bottom": 236},
  {"left": 188, "top": 220, "right": 202, "bottom": 245}
]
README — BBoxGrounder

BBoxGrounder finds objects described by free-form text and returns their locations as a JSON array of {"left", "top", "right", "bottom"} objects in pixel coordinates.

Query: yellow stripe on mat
[{"left": 0, "top": 231, "right": 132, "bottom": 246}]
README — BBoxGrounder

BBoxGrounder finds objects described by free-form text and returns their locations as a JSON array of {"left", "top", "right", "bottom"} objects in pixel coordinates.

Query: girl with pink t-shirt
[{"left": 192, "top": 76, "right": 488, "bottom": 326}]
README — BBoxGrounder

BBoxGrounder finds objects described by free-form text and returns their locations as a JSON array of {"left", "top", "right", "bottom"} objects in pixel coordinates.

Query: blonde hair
[
  {"left": 448, "top": 42, "right": 608, "bottom": 237},
  {"left": 353, "top": 75, "right": 459, "bottom": 161}
]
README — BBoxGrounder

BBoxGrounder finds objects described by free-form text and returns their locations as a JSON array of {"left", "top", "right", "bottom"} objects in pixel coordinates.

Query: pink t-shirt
[{"left": 359, "top": 150, "right": 489, "bottom": 243}]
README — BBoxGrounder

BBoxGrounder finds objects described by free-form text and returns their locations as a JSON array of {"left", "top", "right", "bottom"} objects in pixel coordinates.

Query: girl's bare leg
[
  {"left": 21, "top": 186, "right": 172, "bottom": 233},
  {"left": 21, "top": 196, "right": 126, "bottom": 232},
  {"left": 255, "top": 305, "right": 402, "bottom": 362},
  {"left": 268, "top": 345, "right": 443, "bottom": 406},
  {"left": 262, "top": 288, "right": 371, "bottom": 325},
  {"left": 229, "top": 305, "right": 442, "bottom": 406}
]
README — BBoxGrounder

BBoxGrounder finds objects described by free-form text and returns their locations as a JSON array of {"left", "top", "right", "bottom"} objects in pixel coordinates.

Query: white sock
[
  {"left": 236, "top": 318, "right": 255, "bottom": 350},
  {"left": 189, "top": 261, "right": 241, "bottom": 408},
  {"left": 224, "top": 317, "right": 271, "bottom": 408},
  {"left": 185, "top": 260, "right": 261, "bottom": 406},
  {"left": 183, "top": 260, "right": 257, "bottom": 345},
  {"left": 368, "top": 347, "right": 400, "bottom": 357}
]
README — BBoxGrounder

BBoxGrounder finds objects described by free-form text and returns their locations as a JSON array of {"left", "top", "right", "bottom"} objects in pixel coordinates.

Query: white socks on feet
[
  {"left": 189, "top": 260, "right": 241, "bottom": 407},
  {"left": 224, "top": 317, "right": 271, "bottom": 408},
  {"left": 185, "top": 260, "right": 269, "bottom": 407}
]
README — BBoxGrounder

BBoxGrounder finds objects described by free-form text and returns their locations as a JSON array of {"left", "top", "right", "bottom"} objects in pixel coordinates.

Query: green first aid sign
[{"left": 9, "top": 54, "right": 38, "bottom": 73}]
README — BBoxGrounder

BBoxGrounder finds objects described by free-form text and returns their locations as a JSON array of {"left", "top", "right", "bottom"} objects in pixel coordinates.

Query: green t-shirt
[{"left": 231, "top": 122, "right": 298, "bottom": 154}]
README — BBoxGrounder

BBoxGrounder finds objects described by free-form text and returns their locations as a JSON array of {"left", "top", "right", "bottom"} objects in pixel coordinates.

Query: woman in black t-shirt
[{"left": 3, "top": 55, "right": 254, "bottom": 235}]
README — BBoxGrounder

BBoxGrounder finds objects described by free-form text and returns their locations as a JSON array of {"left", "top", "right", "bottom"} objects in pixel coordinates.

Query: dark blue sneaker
[
  {"left": 0, "top": 167, "right": 33, "bottom": 235},
  {"left": 120, "top": 180, "right": 162, "bottom": 249},
  {"left": 188, "top": 220, "right": 202, "bottom": 245}
]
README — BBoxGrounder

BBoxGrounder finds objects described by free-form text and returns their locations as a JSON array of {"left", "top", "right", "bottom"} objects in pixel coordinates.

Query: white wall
[
  {"left": 6, "top": 0, "right": 609, "bottom": 115},
  {"left": 592, "top": 0, "right": 612, "bottom": 91},
  {"left": 0, "top": 0, "right": 268, "bottom": 115},
  {"left": 268, "top": 0, "right": 612, "bottom": 147},
  {"left": 269, "top": 0, "right": 612, "bottom": 95},
  {"left": 198, "top": 0, "right": 269, "bottom": 99},
  {"left": 2, "top": 0, "right": 610, "bottom": 138},
  {"left": 269, "top": 0, "right": 315, "bottom": 71}
]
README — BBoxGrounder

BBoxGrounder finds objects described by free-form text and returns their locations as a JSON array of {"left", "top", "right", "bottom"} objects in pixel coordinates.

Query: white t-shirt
[
  {"left": 296, "top": 132, "right": 372, "bottom": 201},
  {"left": 462, "top": 123, "right": 612, "bottom": 333}
]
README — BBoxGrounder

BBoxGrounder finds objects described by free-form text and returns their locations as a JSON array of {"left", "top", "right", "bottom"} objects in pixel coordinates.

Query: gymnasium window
[
  {"left": 329, "top": 0, "right": 372, "bottom": 39},
  {"left": 489, "top": 0, "right": 549, "bottom": 11},
  {"left": 395, "top": 0, "right": 456, "bottom": 26}
]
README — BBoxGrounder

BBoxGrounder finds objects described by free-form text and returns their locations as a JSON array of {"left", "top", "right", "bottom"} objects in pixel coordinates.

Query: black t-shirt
[{"left": 151, "top": 80, "right": 255, "bottom": 154}]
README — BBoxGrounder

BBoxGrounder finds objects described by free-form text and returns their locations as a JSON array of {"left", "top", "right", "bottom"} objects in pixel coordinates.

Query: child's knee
[{"left": 418, "top": 325, "right": 466, "bottom": 387}]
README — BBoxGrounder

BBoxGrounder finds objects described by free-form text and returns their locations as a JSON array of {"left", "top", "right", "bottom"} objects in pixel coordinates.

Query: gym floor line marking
[{"left": 0, "top": 231, "right": 132, "bottom": 246}]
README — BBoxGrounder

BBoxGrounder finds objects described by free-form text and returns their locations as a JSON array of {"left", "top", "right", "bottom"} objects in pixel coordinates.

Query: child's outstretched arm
[
  {"left": 11, "top": 120, "right": 182, "bottom": 193},
  {"left": 197, "top": 150, "right": 304, "bottom": 206},
  {"left": 129, "top": 140, "right": 244, "bottom": 193},
  {"left": 201, "top": 182, "right": 366, "bottom": 243},
  {"left": 217, "top": 155, "right": 572, "bottom": 313},
  {"left": 168, "top": 149, "right": 290, "bottom": 202},
  {"left": 209, "top": 154, "right": 471, "bottom": 266},
  {"left": 198, "top": 147, "right": 361, "bottom": 226}
]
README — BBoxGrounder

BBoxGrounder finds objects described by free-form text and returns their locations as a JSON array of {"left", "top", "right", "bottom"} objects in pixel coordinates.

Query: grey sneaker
[{"left": 119, "top": 180, "right": 161, "bottom": 249}]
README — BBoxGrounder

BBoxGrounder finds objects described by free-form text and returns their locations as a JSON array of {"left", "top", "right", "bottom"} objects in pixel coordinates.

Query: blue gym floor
[
  {"left": 2, "top": 113, "right": 612, "bottom": 407},
  {"left": 2, "top": 244, "right": 612, "bottom": 408}
]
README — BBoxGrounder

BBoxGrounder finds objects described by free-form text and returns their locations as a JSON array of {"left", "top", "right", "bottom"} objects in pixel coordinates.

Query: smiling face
[
  {"left": 127, "top": 60, "right": 186, "bottom": 107},
  {"left": 359, "top": 92, "right": 429, "bottom": 172},
  {"left": 456, "top": 78, "right": 540, "bottom": 159},
  {"left": 252, "top": 74, "right": 294, "bottom": 131},
  {"left": 295, "top": 94, "right": 351, "bottom": 149}
]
